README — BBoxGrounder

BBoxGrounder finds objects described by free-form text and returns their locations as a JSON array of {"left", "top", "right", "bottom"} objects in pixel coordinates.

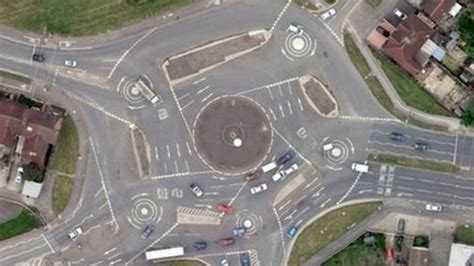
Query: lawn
[
  {"left": 366, "top": 0, "right": 382, "bottom": 8},
  {"left": 343, "top": 31, "right": 448, "bottom": 131},
  {"left": 288, "top": 202, "right": 382, "bottom": 265},
  {"left": 0, "top": 70, "right": 31, "bottom": 84},
  {"left": 322, "top": 233, "right": 386, "bottom": 266},
  {"left": 49, "top": 115, "right": 79, "bottom": 175},
  {"left": 52, "top": 175, "right": 74, "bottom": 216},
  {"left": 454, "top": 224, "right": 474, "bottom": 245},
  {"left": 0, "top": 0, "right": 197, "bottom": 36},
  {"left": 368, "top": 153, "right": 459, "bottom": 173},
  {"left": 371, "top": 48, "right": 452, "bottom": 117},
  {"left": 157, "top": 260, "right": 205, "bottom": 266},
  {"left": 0, "top": 208, "right": 43, "bottom": 240}
]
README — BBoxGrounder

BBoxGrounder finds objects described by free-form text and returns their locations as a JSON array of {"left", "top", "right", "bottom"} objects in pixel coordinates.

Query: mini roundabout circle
[
  {"left": 235, "top": 210, "right": 263, "bottom": 236},
  {"left": 193, "top": 95, "right": 273, "bottom": 175},
  {"left": 324, "top": 140, "right": 349, "bottom": 165},
  {"left": 284, "top": 32, "right": 316, "bottom": 58},
  {"left": 127, "top": 197, "right": 162, "bottom": 229},
  {"left": 117, "top": 76, "right": 151, "bottom": 110}
]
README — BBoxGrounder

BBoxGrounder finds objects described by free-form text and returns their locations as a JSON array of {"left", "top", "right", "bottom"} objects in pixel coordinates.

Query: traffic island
[
  {"left": 130, "top": 127, "right": 151, "bottom": 178},
  {"left": 300, "top": 75, "right": 339, "bottom": 118},
  {"left": 163, "top": 30, "right": 271, "bottom": 85}
]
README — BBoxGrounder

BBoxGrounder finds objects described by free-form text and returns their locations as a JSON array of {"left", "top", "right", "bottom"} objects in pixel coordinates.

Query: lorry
[
  {"left": 134, "top": 77, "right": 161, "bottom": 105},
  {"left": 351, "top": 163, "right": 369, "bottom": 173}
]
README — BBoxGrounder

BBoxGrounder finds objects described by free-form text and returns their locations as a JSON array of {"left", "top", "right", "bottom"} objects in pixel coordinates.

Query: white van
[
  {"left": 261, "top": 161, "right": 278, "bottom": 173},
  {"left": 351, "top": 163, "right": 369, "bottom": 173}
]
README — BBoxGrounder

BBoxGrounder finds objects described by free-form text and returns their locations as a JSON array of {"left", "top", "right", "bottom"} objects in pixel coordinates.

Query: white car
[
  {"left": 320, "top": 8, "right": 336, "bottom": 21},
  {"left": 64, "top": 59, "right": 77, "bottom": 68},
  {"left": 425, "top": 203, "right": 442, "bottom": 212},
  {"left": 15, "top": 166, "right": 24, "bottom": 184},
  {"left": 68, "top": 227, "right": 83, "bottom": 240},
  {"left": 250, "top": 183, "right": 268, "bottom": 195},
  {"left": 272, "top": 163, "right": 299, "bottom": 182},
  {"left": 287, "top": 24, "right": 304, "bottom": 35},
  {"left": 190, "top": 183, "right": 204, "bottom": 197}
]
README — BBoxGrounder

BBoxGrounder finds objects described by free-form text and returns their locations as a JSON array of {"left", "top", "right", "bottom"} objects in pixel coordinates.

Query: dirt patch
[
  {"left": 301, "top": 76, "right": 339, "bottom": 117},
  {"left": 131, "top": 128, "right": 150, "bottom": 177}
]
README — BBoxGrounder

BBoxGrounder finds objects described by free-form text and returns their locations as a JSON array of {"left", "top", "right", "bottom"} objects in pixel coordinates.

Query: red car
[
  {"left": 217, "top": 203, "right": 235, "bottom": 215},
  {"left": 245, "top": 171, "right": 261, "bottom": 181},
  {"left": 218, "top": 238, "right": 235, "bottom": 247}
]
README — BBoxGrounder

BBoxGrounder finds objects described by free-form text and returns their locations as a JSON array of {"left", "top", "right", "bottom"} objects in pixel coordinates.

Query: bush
[
  {"left": 23, "top": 162, "right": 44, "bottom": 182},
  {"left": 413, "top": 236, "right": 429, "bottom": 248},
  {"left": 461, "top": 102, "right": 474, "bottom": 126},
  {"left": 395, "top": 236, "right": 404, "bottom": 252}
]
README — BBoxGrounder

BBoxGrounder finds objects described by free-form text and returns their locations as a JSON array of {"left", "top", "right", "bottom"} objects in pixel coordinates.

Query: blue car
[
  {"left": 193, "top": 241, "right": 207, "bottom": 251},
  {"left": 232, "top": 227, "right": 247, "bottom": 237},
  {"left": 286, "top": 225, "right": 298, "bottom": 239},
  {"left": 389, "top": 132, "right": 406, "bottom": 142},
  {"left": 277, "top": 150, "right": 295, "bottom": 165}
]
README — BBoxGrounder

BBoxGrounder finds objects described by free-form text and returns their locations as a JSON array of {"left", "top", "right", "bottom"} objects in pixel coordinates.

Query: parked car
[
  {"left": 240, "top": 252, "right": 251, "bottom": 266},
  {"left": 140, "top": 225, "right": 154, "bottom": 239},
  {"left": 320, "top": 8, "right": 336, "bottom": 20},
  {"left": 286, "top": 225, "right": 298, "bottom": 239},
  {"left": 394, "top": 8, "right": 407, "bottom": 20},
  {"left": 15, "top": 166, "right": 24, "bottom": 184},
  {"left": 193, "top": 241, "right": 207, "bottom": 251},
  {"left": 250, "top": 183, "right": 268, "bottom": 195},
  {"left": 64, "top": 59, "right": 77, "bottom": 68},
  {"left": 220, "top": 258, "right": 229, "bottom": 266},
  {"left": 217, "top": 203, "right": 234, "bottom": 215},
  {"left": 218, "top": 238, "right": 235, "bottom": 247},
  {"left": 232, "top": 227, "right": 247, "bottom": 237},
  {"left": 277, "top": 150, "right": 295, "bottom": 165},
  {"left": 414, "top": 141, "right": 430, "bottom": 151},
  {"left": 397, "top": 218, "right": 405, "bottom": 234},
  {"left": 287, "top": 24, "right": 304, "bottom": 35},
  {"left": 389, "top": 132, "right": 406, "bottom": 142},
  {"left": 32, "top": 53, "right": 45, "bottom": 62},
  {"left": 68, "top": 227, "right": 83, "bottom": 240},
  {"left": 272, "top": 163, "right": 299, "bottom": 182},
  {"left": 425, "top": 203, "right": 442, "bottom": 212},
  {"left": 190, "top": 183, "right": 204, "bottom": 197},
  {"left": 245, "top": 170, "right": 261, "bottom": 181}
]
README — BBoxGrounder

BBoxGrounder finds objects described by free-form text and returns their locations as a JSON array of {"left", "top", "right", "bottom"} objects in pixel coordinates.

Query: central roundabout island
[{"left": 193, "top": 95, "right": 273, "bottom": 174}]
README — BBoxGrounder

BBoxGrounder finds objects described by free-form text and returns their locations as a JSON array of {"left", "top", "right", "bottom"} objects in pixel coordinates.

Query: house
[
  {"left": 0, "top": 99, "right": 63, "bottom": 168},
  {"left": 421, "top": 0, "right": 456, "bottom": 24},
  {"left": 22, "top": 180, "right": 44, "bottom": 198},
  {"left": 408, "top": 246, "right": 430, "bottom": 266},
  {"left": 448, "top": 243, "right": 474, "bottom": 266}
]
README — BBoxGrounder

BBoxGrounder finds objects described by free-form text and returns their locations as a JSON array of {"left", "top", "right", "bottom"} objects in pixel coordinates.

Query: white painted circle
[
  {"left": 233, "top": 138, "right": 242, "bottom": 147},
  {"left": 140, "top": 208, "right": 148, "bottom": 215},
  {"left": 331, "top": 147, "right": 342, "bottom": 157},
  {"left": 292, "top": 37, "right": 305, "bottom": 51},
  {"left": 243, "top": 219, "right": 253, "bottom": 228},
  {"left": 130, "top": 87, "right": 140, "bottom": 95}
]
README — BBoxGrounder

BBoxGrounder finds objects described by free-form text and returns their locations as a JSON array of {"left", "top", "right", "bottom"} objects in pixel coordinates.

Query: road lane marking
[
  {"left": 201, "top": 92, "right": 214, "bottom": 103},
  {"left": 41, "top": 234, "right": 55, "bottom": 253},
  {"left": 176, "top": 143, "right": 181, "bottom": 158},
  {"left": 288, "top": 81, "right": 293, "bottom": 95},
  {"left": 181, "top": 100, "right": 194, "bottom": 110},
  {"left": 416, "top": 189, "right": 433, "bottom": 193},
  {"left": 279, "top": 104, "right": 285, "bottom": 118},
  {"left": 304, "top": 178, "right": 319, "bottom": 189},
  {"left": 197, "top": 85, "right": 210, "bottom": 95},
  {"left": 193, "top": 77, "right": 206, "bottom": 85},
  {"left": 174, "top": 160, "right": 179, "bottom": 172},
  {"left": 177, "top": 92, "right": 190, "bottom": 101},
  {"left": 0, "top": 243, "right": 48, "bottom": 262},
  {"left": 297, "top": 97, "right": 304, "bottom": 111},
  {"left": 267, "top": 86, "right": 274, "bottom": 99},
  {"left": 107, "top": 252, "right": 120, "bottom": 260},
  {"left": 154, "top": 146, "right": 159, "bottom": 161},
  {"left": 166, "top": 145, "right": 171, "bottom": 159},
  {"left": 287, "top": 100, "right": 293, "bottom": 115},
  {"left": 185, "top": 160, "right": 190, "bottom": 173},
  {"left": 278, "top": 84, "right": 283, "bottom": 96},
  {"left": 270, "top": 0, "right": 292, "bottom": 32},
  {"left": 272, "top": 208, "right": 287, "bottom": 258},
  {"left": 278, "top": 199, "right": 292, "bottom": 211},
  {"left": 337, "top": 171, "right": 363, "bottom": 204},
  {"left": 269, "top": 108, "right": 277, "bottom": 121},
  {"left": 453, "top": 133, "right": 459, "bottom": 164},
  {"left": 320, "top": 198, "right": 331, "bottom": 208},
  {"left": 186, "top": 142, "right": 193, "bottom": 156}
]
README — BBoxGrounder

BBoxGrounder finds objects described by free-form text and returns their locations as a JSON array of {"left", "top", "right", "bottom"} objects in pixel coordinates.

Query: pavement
[{"left": 0, "top": 0, "right": 474, "bottom": 265}]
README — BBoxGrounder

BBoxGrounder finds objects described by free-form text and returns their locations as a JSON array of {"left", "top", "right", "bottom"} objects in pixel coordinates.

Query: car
[
  {"left": 414, "top": 142, "right": 430, "bottom": 151},
  {"left": 283, "top": 163, "right": 299, "bottom": 176},
  {"left": 240, "top": 252, "right": 251, "bottom": 266},
  {"left": 320, "top": 8, "right": 336, "bottom": 20},
  {"left": 15, "top": 166, "right": 24, "bottom": 184},
  {"left": 272, "top": 163, "right": 299, "bottom": 182},
  {"left": 232, "top": 227, "right": 247, "bottom": 237},
  {"left": 287, "top": 225, "right": 298, "bottom": 239},
  {"left": 32, "top": 53, "right": 45, "bottom": 62},
  {"left": 394, "top": 8, "right": 407, "bottom": 20},
  {"left": 64, "top": 59, "right": 77, "bottom": 68},
  {"left": 217, "top": 203, "right": 235, "bottom": 215},
  {"left": 140, "top": 225, "right": 154, "bottom": 239},
  {"left": 245, "top": 170, "right": 261, "bottom": 181},
  {"left": 425, "top": 203, "right": 442, "bottom": 212},
  {"left": 68, "top": 227, "right": 83, "bottom": 240},
  {"left": 220, "top": 258, "right": 230, "bottom": 266},
  {"left": 389, "top": 132, "right": 406, "bottom": 142},
  {"left": 250, "top": 183, "right": 268, "bottom": 195},
  {"left": 397, "top": 218, "right": 405, "bottom": 234},
  {"left": 277, "top": 150, "right": 296, "bottom": 165},
  {"left": 190, "top": 183, "right": 204, "bottom": 197},
  {"left": 351, "top": 163, "right": 369, "bottom": 173},
  {"left": 193, "top": 241, "right": 207, "bottom": 251},
  {"left": 218, "top": 238, "right": 235, "bottom": 247},
  {"left": 287, "top": 24, "right": 304, "bottom": 35}
]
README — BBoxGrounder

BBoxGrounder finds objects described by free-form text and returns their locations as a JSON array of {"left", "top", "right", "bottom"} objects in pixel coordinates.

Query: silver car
[{"left": 250, "top": 183, "right": 268, "bottom": 195}]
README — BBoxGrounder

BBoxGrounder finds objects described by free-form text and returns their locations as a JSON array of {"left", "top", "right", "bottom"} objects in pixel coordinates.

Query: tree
[
  {"left": 23, "top": 162, "right": 44, "bottom": 183},
  {"left": 461, "top": 102, "right": 474, "bottom": 126}
]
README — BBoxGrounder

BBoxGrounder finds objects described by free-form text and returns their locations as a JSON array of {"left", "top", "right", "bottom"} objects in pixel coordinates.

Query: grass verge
[
  {"left": 0, "top": 208, "right": 43, "bottom": 240},
  {"left": 52, "top": 175, "right": 74, "bottom": 216},
  {"left": 368, "top": 153, "right": 459, "bottom": 173},
  {"left": 343, "top": 31, "right": 448, "bottom": 131},
  {"left": 366, "top": 0, "right": 382, "bottom": 8},
  {"left": 0, "top": 0, "right": 197, "bottom": 36},
  {"left": 288, "top": 202, "right": 382, "bottom": 265},
  {"left": 0, "top": 70, "right": 32, "bottom": 84},
  {"left": 157, "top": 260, "right": 205, "bottom": 266},
  {"left": 371, "top": 48, "right": 452, "bottom": 117},
  {"left": 322, "top": 233, "right": 386, "bottom": 265},
  {"left": 454, "top": 224, "right": 474, "bottom": 245},
  {"left": 49, "top": 115, "right": 79, "bottom": 175}
]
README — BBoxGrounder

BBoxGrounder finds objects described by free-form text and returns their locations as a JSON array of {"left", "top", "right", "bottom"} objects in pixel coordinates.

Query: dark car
[
  {"left": 414, "top": 142, "right": 430, "bottom": 151},
  {"left": 277, "top": 150, "right": 295, "bottom": 165},
  {"left": 240, "top": 252, "right": 251, "bottom": 266},
  {"left": 232, "top": 227, "right": 247, "bottom": 237},
  {"left": 397, "top": 218, "right": 405, "bottom": 234},
  {"left": 32, "top": 53, "right": 46, "bottom": 62},
  {"left": 245, "top": 170, "right": 261, "bottom": 181},
  {"left": 140, "top": 225, "right": 153, "bottom": 239},
  {"left": 218, "top": 238, "right": 235, "bottom": 247},
  {"left": 389, "top": 132, "right": 406, "bottom": 142},
  {"left": 193, "top": 241, "right": 207, "bottom": 251}
]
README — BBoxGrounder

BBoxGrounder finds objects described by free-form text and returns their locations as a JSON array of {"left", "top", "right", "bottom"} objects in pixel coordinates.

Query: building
[
  {"left": 0, "top": 100, "right": 63, "bottom": 168},
  {"left": 408, "top": 246, "right": 430, "bottom": 266},
  {"left": 448, "top": 243, "right": 474, "bottom": 266},
  {"left": 21, "top": 180, "right": 44, "bottom": 198},
  {"left": 421, "top": 0, "right": 456, "bottom": 24}
]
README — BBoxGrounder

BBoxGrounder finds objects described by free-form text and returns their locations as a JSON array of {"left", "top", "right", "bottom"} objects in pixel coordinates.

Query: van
[
  {"left": 287, "top": 24, "right": 304, "bottom": 35},
  {"left": 351, "top": 163, "right": 369, "bottom": 173},
  {"left": 322, "top": 143, "right": 333, "bottom": 151},
  {"left": 261, "top": 161, "right": 278, "bottom": 173}
]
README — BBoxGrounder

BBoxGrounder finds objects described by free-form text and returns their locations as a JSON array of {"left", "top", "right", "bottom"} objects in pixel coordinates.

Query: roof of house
[
  {"left": 0, "top": 100, "right": 63, "bottom": 167},
  {"left": 22, "top": 180, "right": 43, "bottom": 198},
  {"left": 448, "top": 243, "right": 474, "bottom": 266},
  {"left": 409, "top": 246, "right": 430, "bottom": 266},
  {"left": 421, "top": 0, "right": 455, "bottom": 23},
  {"left": 382, "top": 13, "right": 434, "bottom": 76}
]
